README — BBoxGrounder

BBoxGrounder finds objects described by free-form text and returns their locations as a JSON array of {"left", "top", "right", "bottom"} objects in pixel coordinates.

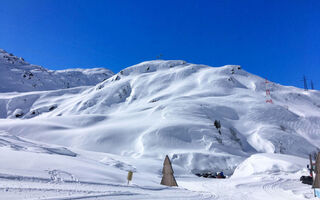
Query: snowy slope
[
  {"left": 0, "top": 49, "right": 114, "bottom": 92},
  {"left": 0, "top": 130, "right": 209, "bottom": 199},
  {"left": 0, "top": 55, "right": 319, "bottom": 199},
  {"left": 0, "top": 59, "right": 319, "bottom": 174},
  {"left": 0, "top": 130, "right": 315, "bottom": 199}
]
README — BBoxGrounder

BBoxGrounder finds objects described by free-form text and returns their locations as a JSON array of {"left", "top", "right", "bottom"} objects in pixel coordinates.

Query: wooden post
[{"left": 160, "top": 155, "right": 178, "bottom": 187}]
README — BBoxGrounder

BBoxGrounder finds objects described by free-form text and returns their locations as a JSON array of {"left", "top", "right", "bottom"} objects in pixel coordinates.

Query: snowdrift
[{"left": 232, "top": 153, "right": 308, "bottom": 178}]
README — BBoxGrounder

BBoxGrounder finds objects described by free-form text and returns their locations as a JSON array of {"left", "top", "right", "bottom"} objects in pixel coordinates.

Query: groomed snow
[{"left": 0, "top": 131, "right": 315, "bottom": 199}]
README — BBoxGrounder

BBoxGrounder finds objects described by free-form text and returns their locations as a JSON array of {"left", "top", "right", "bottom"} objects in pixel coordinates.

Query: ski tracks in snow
[
  {"left": 234, "top": 175, "right": 314, "bottom": 200},
  {"left": 0, "top": 175, "right": 212, "bottom": 200},
  {"left": 178, "top": 174, "right": 315, "bottom": 200}
]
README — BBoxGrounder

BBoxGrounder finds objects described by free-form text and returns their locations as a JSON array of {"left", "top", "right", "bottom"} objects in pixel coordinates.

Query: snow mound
[{"left": 232, "top": 153, "right": 307, "bottom": 178}]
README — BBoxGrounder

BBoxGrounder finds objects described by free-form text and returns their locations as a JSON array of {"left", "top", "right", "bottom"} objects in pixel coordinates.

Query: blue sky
[{"left": 0, "top": 0, "right": 319, "bottom": 89}]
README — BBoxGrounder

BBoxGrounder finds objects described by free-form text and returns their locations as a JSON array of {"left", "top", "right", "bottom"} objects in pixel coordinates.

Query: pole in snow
[
  {"left": 311, "top": 80, "right": 314, "bottom": 90},
  {"left": 265, "top": 79, "right": 273, "bottom": 104},
  {"left": 127, "top": 171, "right": 133, "bottom": 185},
  {"left": 303, "top": 75, "right": 308, "bottom": 91}
]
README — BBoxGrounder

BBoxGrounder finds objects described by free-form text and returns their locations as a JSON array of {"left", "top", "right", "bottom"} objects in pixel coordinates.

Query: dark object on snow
[
  {"left": 195, "top": 172, "right": 216, "bottom": 178},
  {"left": 160, "top": 155, "right": 178, "bottom": 187},
  {"left": 216, "top": 171, "right": 226, "bottom": 179},
  {"left": 15, "top": 113, "right": 23, "bottom": 118},
  {"left": 214, "top": 120, "right": 221, "bottom": 129},
  {"left": 300, "top": 176, "right": 313, "bottom": 185},
  {"left": 195, "top": 171, "right": 225, "bottom": 179},
  {"left": 214, "top": 120, "right": 222, "bottom": 134},
  {"left": 49, "top": 105, "right": 57, "bottom": 111}
]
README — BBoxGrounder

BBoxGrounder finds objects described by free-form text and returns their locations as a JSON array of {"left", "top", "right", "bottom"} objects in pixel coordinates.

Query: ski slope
[{"left": 0, "top": 49, "right": 319, "bottom": 199}]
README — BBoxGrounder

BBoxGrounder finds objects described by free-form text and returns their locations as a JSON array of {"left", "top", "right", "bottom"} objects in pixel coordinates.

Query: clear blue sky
[{"left": 0, "top": 0, "right": 319, "bottom": 89}]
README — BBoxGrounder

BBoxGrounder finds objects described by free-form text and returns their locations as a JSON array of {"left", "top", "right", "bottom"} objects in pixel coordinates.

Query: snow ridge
[{"left": 0, "top": 49, "right": 114, "bottom": 92}]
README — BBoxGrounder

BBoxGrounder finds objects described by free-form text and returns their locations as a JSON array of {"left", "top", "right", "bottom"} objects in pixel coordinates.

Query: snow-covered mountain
[
  {"left": 0, "top": 49, "right": 114, "bottom": 92},
  {"left": 0, "top": 51, "right": 319, "bottom": 199},
  {"left": 1, "top": 59, "right": 320, "bottom": 171}
]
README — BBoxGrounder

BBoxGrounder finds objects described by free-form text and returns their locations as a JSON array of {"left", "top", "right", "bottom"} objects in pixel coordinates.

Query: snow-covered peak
[
  {"left": 0, "top": 49, "right": 114, "bottom": 92},
  {"left": 118, "top": 60, "right": 187, "bottom": 76},
  {"left": 0, "top": 49, "right": 29, "bottom": 65}
]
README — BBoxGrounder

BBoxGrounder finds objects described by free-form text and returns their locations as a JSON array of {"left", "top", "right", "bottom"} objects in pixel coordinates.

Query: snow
[
  {"left": 0, "top": 130, "right": 315, "bottom": 199},
  {"left": 0, "top": 49, "right": 114, "bottom": 92},
  {"left": 232, "top": 153, "right": 307, "bottom": 178},
  {"left": 0, "top": 49, "right": 319, "bottom": 199}
]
